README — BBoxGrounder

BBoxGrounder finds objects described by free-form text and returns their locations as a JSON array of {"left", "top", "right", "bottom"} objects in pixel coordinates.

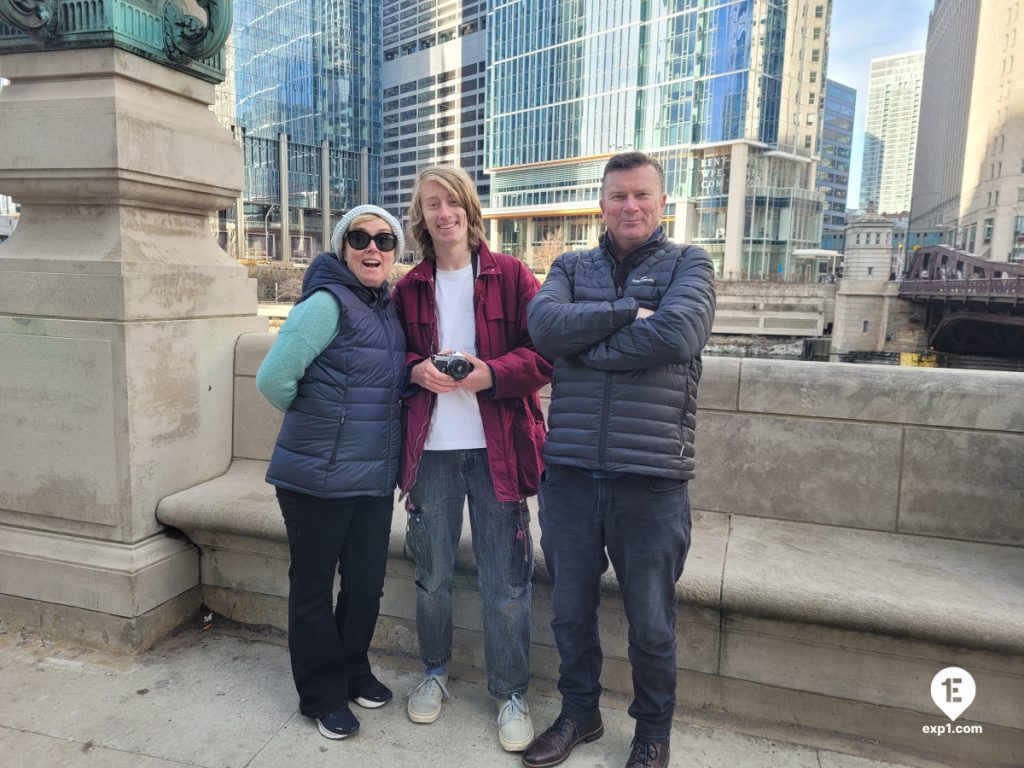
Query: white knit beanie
[{"left": 330, "top": 205, "right": 405, "bottom": 257}]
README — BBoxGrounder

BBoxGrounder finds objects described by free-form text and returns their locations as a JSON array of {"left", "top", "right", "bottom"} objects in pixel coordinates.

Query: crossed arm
[{"left": 527, "top": 250, "right": 716, "bottom": 371}]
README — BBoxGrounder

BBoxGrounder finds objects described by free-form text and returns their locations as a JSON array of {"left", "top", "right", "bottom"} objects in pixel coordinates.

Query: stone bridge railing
[{"left": 158, "top": 336, "right": 1024, "bottom": 767}]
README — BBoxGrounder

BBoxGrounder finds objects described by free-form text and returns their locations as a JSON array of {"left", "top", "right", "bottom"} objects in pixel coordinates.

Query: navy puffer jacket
[
  {"left": 266, "top": 253, "right": 405, "bottom": 498},
  {"left": 527, "top": 231, "right": 715, "bottom": 479}
]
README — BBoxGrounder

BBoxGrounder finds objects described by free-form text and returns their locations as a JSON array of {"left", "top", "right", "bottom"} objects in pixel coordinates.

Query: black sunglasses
[{"left": 345, "top": 229, "right": 397, "bottom": 252}]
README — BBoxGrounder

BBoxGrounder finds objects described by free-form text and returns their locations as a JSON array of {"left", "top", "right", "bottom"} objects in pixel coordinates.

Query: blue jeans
[
  {"left": 405, "top": 449, "right": 533, "bottom": 698},
  {"left": 538, "top": 464, "right": 692, "bottom": 742}
]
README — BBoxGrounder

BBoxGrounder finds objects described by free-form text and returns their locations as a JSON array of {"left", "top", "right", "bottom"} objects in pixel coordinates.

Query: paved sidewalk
[{"left": 0, "top": 621, "right": 928, "bottom": 768}]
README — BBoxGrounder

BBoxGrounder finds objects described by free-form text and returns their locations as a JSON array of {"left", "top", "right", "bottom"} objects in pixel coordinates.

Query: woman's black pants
[{"left": 276, "top": 487, "right": 394, "bottom": 718}]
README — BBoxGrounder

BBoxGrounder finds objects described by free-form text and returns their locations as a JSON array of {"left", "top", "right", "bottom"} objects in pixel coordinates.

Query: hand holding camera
[
  {"left": 411, "top": 350, "right": 492, "bottom": 394},
  {"left": 431, "top": 352, "right": 475, "bottom": 380}
]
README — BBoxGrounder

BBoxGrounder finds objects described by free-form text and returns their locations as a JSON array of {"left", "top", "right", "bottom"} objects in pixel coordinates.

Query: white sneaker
[
  {"left": 407, "top": 673, "right": 449, "bottom": 724},
  {"left": 497, "top": 693, "right": 534, "bottom": 752}
]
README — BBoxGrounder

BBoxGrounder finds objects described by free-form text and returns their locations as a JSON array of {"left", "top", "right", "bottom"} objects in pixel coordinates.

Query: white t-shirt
[{"left": 424, "top": 264, "right": 487, "bottom": 450}]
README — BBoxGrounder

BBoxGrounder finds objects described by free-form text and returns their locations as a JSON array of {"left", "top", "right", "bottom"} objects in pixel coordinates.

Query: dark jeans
[
  {"left": 405, "top": 449, "right": 533, "bottom": 698},
  {"left": 538, "top": 464, "right": 691, "bottom": 742},
  {"left": 277, "top": 487, "right": 394, "bottom": 719}
]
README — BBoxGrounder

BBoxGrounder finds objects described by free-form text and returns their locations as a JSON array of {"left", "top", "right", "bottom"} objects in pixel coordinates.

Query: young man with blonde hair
[{"left": 392, "top": 165, "right": 552, "bottom": 752}]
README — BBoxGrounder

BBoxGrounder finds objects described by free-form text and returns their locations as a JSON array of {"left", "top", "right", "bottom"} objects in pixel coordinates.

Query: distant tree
[{"left": 532, "top": 228, "right": 564, "bottom": 275}]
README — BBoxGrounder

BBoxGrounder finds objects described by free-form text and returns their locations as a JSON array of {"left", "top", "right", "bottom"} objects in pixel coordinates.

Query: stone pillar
[
  {"left": 321, "top": 139, "right": 331, "bottom": 251},
  {"left": 831, "top": 279, "right": 890, "bottom": 353},
  {"left": 524, "top": 217, "right": 535, "bottom": 268},
  {"left": 278, "top": 132, "right": 291, "bottom": 264},
  {"left": 723, "top": 142, "right": 749, "bottom": 280},
  {"left": 0, "top": 49, "right": 265, "bottom": 649},
  {"left": 360, "top": 147, "right": 369, "bottom": 206},
  {"left": 488, "top": 217, "right": 498, "bottom": 250}
]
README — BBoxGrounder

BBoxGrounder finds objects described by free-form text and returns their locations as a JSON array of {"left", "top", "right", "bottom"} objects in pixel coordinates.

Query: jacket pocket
[
  {"left": 404, "top": 504, "right": 433, "bottom": 577},
  {"left": 328, "top": 414, "right": 347, "bottom": 465},
  {"left": 513, "top": 404, "right": 546, "bottom": 494}
]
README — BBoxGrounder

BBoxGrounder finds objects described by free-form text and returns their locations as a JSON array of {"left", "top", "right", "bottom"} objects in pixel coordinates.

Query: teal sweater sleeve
[{"left": 255, "top": 290, "right": 340, "bottom": 412}]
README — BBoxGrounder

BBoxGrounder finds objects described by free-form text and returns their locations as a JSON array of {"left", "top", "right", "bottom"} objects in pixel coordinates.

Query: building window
[
  {"left": 983, "top": 218, "right": 994, "bottom": 243},
  {"left": 862, "top": 320, "right": 869, "bottom": 332},
  {"left": 811, "top": 50, "right": 820, "bottom": 63},
  {"left": 815, "top": 5, "right": 825, "bottom": 18},
  {"left": 856, "top": 233, "right": 861, "bottom": 244},
  {"left": 809, "top": 71, "right": 817, "bottom": 83},
  {"left": 867, "top": 267, "right": 874, "bottom": 276},
  {"left": 1017, "top": 187, "right": 1024, "bottom": 204}
]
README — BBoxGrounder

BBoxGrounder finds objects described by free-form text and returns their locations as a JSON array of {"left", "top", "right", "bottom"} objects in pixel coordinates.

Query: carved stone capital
[
  {"left": 163, "top": 0, "right": 232, "bottom": 64},
  {"left": 0, "top": 0, "right": 58, "bottom": 38}
]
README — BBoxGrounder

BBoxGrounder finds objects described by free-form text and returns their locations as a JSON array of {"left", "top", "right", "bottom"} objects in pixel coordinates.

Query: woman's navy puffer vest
[{"left": 266, "top": 253, "right": 405, "bottom": 498}]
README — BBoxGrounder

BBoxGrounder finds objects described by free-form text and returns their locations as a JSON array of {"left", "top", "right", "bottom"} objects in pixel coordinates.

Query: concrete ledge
[
  {"left": 0, "top": 525, "right": 199, "bottom": 617},
  {"left": 0, "top": 587, "right": 202, "bottom": 652},
  {"left": 157, "top": 460, "right": 728, "bottom": 607},
  {"left": 731, "top": 359, "right": 1024, "bottom": 432},
  {"left": 722, "top": 516, "right": 1024, "bottom": 655},
  {"left": 156, "top": 459, "right": 1024, "bottom": 766},
  {"left": 158, "top": 461, "right": 1024, "bottom": 656}
]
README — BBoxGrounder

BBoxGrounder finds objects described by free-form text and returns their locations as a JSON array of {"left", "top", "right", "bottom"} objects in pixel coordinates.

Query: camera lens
[{"left": 448, "top": 358, "right": 472, "bottom": 380}]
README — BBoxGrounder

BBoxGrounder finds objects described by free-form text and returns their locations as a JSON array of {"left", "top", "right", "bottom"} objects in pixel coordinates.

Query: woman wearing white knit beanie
[{"left": 256, "top": 203, "right": 406, "bottom": 742}]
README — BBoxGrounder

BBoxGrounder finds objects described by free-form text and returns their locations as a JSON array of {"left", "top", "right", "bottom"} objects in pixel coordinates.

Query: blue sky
[{"left": 827, "top": 0, "right": 934, "bottom": 208}]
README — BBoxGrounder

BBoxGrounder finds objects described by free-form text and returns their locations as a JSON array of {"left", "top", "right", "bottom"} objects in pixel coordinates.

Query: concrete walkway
[{"left": 0, "top": 620, "right": 932, "bottom": 768}]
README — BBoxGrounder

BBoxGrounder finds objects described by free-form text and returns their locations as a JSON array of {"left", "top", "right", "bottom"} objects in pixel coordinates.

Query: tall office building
[
  {"left": 818, "top": 79, "right": 856, "bottom": 250},
  {"left": 214, "top": 0, "right": 382, "bottom": 261},
  {"left": 908, "top": 0, "right": 980, "bottom": 243},
  {"left": 859, "top": 51, "right": 924, "bottom": 215},
  {"left": 957, "top": 0, "right": 1024, "bottom": 262},
  {"left": 484, "top": 0, "right": 830, "bottom": 279},
  {"left": 380, "top": 1, "right": 489, "bottom": 241}
]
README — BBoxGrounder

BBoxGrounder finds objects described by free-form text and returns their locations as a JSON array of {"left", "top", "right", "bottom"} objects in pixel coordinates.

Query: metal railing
[{"left": 899, "top": 278, "right": 1024, "bottom": 297}]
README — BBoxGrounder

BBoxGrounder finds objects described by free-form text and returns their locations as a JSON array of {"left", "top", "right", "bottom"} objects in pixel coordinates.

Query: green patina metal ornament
[{"left": 0, "top": 0, "right": 230, "bottom": 82}]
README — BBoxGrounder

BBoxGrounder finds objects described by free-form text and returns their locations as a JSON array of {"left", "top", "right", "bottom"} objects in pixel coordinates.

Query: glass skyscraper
[
  {"left": 819, "top": 79, "right": 855, "bottom": 250},
  {"left": 380, "top": 0, "right": 490, "bottom": 246},
  {"left": 860, "top": 51, "right": 924, "bottom": 216},
  {"left": 484, "top": 0, "right": 830, "bottom": 279},
  {"left": 215, "top": 0, "right": 382, "bottom": 260}
]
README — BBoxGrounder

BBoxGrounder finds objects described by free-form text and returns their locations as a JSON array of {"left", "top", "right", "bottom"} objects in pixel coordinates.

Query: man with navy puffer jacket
[{"left": 524, "top": 152, "right": 716, "bottom": 768}]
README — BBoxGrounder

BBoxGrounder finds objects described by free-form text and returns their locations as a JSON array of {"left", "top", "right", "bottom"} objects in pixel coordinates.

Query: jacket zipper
[
  {"left": 601, "top": 248, "right": 624, "bottom": 466},
  {"left": 383, "top": 306, "right": 398, "bottom": 481},
  {"left": 329, "top": 415, "right": 346, "bottom": 464},
  {"left": 407, "top": 281, "right": 438, "bottom": 494}
]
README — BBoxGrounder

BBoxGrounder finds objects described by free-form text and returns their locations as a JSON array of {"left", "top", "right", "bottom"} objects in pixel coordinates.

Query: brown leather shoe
[
  {"left": 521, "top": 710, "right": 604, "bottom": 768},
  {"left": 624, "top": 737, "right": 670, "bottom": 768}
]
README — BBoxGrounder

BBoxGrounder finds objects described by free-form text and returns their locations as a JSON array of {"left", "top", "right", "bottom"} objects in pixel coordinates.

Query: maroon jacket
[{"left": 392, "top": 243, "right": 552, "bottom": 502}]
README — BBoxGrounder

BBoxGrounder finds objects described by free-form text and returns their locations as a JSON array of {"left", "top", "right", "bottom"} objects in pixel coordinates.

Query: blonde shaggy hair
[{"left": 407, "top": 165, "right": 487, "bottom": 260}]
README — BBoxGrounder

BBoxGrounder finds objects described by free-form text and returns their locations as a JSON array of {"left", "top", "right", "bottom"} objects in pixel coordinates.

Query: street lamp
[{"left": 264, "top": 204, "right": 279, "bottom": 260}]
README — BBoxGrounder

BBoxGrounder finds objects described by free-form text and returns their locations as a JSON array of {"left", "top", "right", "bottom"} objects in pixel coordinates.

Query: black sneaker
[
  {"left": 317, "top": 707, "right": 360, "bottom": 740},
  {"left": 351, "top": 678, "right": 393, "bottom": 709}
]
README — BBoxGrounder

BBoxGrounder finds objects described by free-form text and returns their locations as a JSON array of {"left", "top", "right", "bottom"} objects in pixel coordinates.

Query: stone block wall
[{"left": 693, "top": 357, "right": 1024, "bottom": 544}]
